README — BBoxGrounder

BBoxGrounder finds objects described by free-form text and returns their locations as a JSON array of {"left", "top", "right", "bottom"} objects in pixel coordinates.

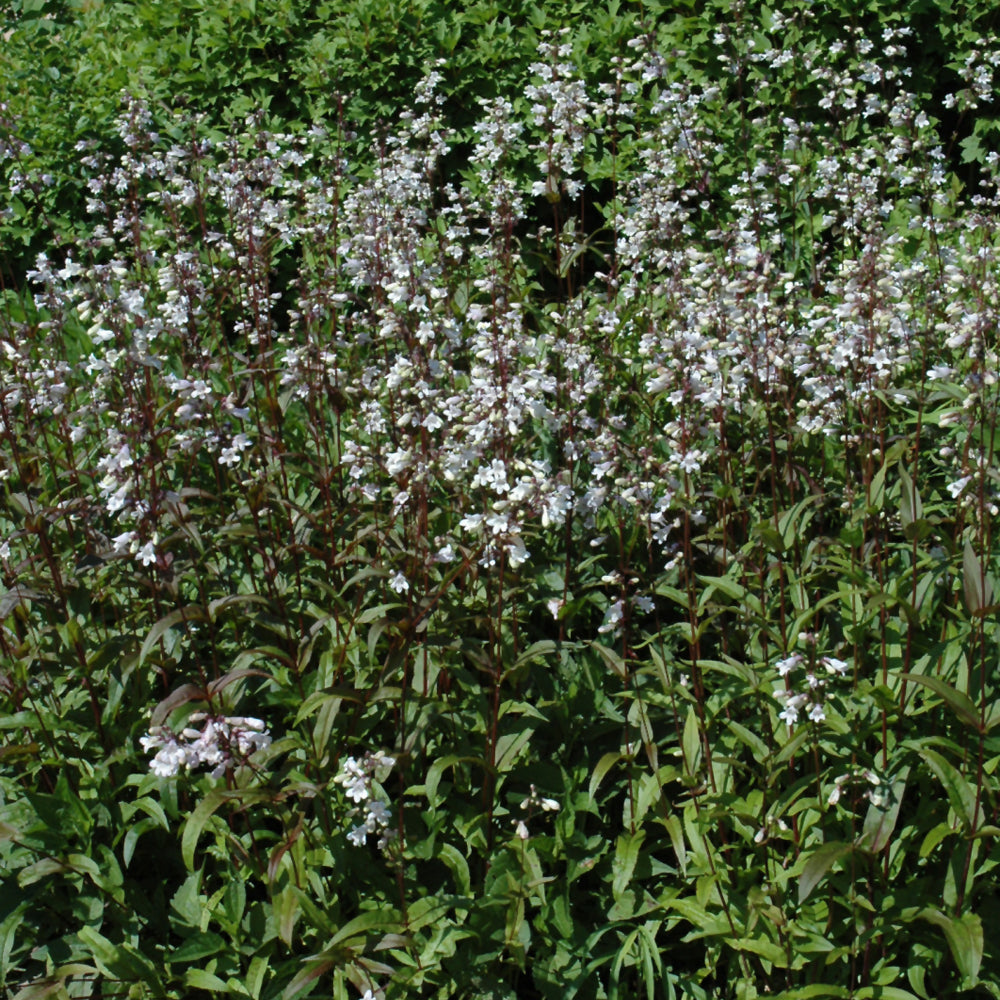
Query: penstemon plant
[{"left": 5, "top": 6, "right": 1000, "bottom": 999}]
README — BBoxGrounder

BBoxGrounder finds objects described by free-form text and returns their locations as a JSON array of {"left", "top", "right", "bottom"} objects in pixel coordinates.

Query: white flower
[
  {"left": 135, "top": 540, "right": 157, "bottom": 566},
  {"left": 148, "top": 744, "right": 188, "bottom": 777},
  {"left": 775, "top": 653, "right": 801, "bottom": 677},
  {"left": 520, "top": 784, "right": 560, "bottom": 812},
  {"left": 947, "top": 475, "right": 971, "bottom": 499},
  {"left": 335, "top": 758, "right": 370, "bottom": 803},
  {"left": 385, "top": 448, "right": 413, "bottom": 476},
  {"left": 368, "top": 750, "right": 396, "bottom": 774},
  {"left": 389, "top": 571, "right": 409, "bottom": 594},
  {"left": 821, "top": 656, "right": 848, "bottom": 675},
  {"left": 140, "top": 715, "right": 271, "bottom": 777},
  {"left": 337, "top": 752, "right": 396, "bottom": 847},
  {"left": 365, "top": 799, "right": 392, "bottom": 829},
  {"left": 141, "top": 729, "right": 189, "bottom": 777},
  {"left": 506, "top": 536, "right": 530, "bottom": 567},
  {"left": 111, "top": 530, "right": 136, "bottom": 555},
  {"left": 598, "top": 599, "right": 623, "bottom": 634}
]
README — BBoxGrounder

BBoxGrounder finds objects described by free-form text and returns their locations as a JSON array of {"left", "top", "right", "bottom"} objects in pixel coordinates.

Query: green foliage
[{"left": 7, "top": 2, "right": 1000, "bottom": 999}]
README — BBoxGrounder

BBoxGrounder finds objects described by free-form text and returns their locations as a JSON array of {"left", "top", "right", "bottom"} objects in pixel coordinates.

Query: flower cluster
[
  {"left": 773, "top": 653, "right": 849, "bottom": 730},
  {"left": 4, "top": 20, "right": 999, "bottom": 639},
  {"left": 827, "top": 766, "right": 884, "bottom": 808},
  {"left": 513, "top": 784, "right": 561, "bottom": 841},
  {"left": 333, "top": 751, "right": 397, "bottom": 850},
  {"left": 140, "top": 714, "right": 271, "bottom": 778}
]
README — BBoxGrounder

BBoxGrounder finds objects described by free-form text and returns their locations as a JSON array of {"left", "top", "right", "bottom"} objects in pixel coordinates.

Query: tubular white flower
[{"left": 140, "top": 715, "right": 272, "bottom": 777}]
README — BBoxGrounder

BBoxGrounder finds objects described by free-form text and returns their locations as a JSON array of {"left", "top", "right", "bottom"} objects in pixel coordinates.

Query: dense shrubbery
[{"left": 6, "top": 2, "right": 1000, "bottom": 999}]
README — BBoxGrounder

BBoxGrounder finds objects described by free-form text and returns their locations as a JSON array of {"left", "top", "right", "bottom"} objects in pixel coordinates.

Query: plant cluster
[{"left": 5, "top": 4, "right": 1000, "bottom": 999}]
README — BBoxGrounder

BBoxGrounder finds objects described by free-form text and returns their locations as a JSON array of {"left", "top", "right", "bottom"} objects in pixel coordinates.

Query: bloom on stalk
[
  {"left": 140, "top": 714, "right": 271, "bottom": 778},
  {"left": 334, "top": 750, "right": 397, "bottom": 850},
  {"left": 772, "top": 650, "right": 850, "bottom": 731}
]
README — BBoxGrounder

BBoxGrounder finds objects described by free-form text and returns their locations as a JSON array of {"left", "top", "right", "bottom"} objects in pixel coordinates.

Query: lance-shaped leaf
[
  {"left": 919, "top": 908, "right": 983, "bottom": 983},
  {"left": 181, "top": 788, "right": 271, "bottom": 870},
  {"left": 909, "top": 744, "right": 980, "bottom": 831},
  {"left": 857, "top": 767, "right": 908, "bottom": 853},
  {"left": 963, "top": 541, "right": 994, "bottom": 616},
  {"left": 139, "top": 605, "right": 208, "bottom": 666},
  {"left": 900, "top": 673, "right": 981, "bottom": 732},
  {"left": 799, "top": 842, "right": 854, "bottom": 903}
]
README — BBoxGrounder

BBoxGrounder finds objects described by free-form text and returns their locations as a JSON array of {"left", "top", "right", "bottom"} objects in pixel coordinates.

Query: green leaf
[
  {"left": 963, "top": 541, "right": 993, "bottom": 616},
  {"left": 853, "top": 990, "right": 922, "bottom": 1000},
  {"left": 424, "top": 754, "right": 485, "bottom": 806},
  {"left": 697, "top": 574, "right": 763, "bottom": 616},
  {"left": 662, "top": 896, "right": 727, "bottom": 933},
  {"left": 172, "top": 932, "right": 226, "bottom": 963},
  {"left": 403, "top": 894, "right": 455, "bottom": 933},
  {"left": 898, "top": 462, "right": 923, "bottom": 530},
  {"left": 138, "top": 605, "right": 208, "bottom": 666},
  {"left": 77, "top": 927, "right": 165, "bottom": 997},
  {"left": 682, "top": 705, "right": 701, "bottom": 777},
  {"left": 909, "top": 744, "right": 979, "bottom": 831},
  {"left": 858, "top": 768, "right": 908, "bottom": 854},
  {"left": 612, "top": 830, "right": 645, "bottom": 901},
  {"left": 282, "top": 956, "right": 334, "bottom": 1000},
  {"left": 901, "top": 672, "right": 980, "bottom": 731},
  {"left": 592, "top": 641, "right": 628, "bottom": 679},
  {"left": 207, "top": 593, "right": 269, "bottom": 622},
  {"left": 961, "top": 133, "right": 985, "bottom": 164},
  {"left": 869, "top": 460, "right": 888, "bottom": 511},
  {"left": 511, "top": 638, "right": 557, "bottom": 670},
  {"left": 181, "top": 789, "right": 270, "bottom": 870},
  {"left": 183, "top": 969, "right": 230, "bottom": 992},
  {"left": 799, "top": 842, "right": 854, "bottom": 903},
  {"left": 438, "top": 842, "right": 471, "bottom": 895},
  {"left": 726, "top": 719, "right": 769, "bottom": 760},
  {"left": 246, "top": 956, "right": 268, "bottom": 1000},
  {"left": 662, "top": 811, "right": 687, "bottom": 878},
  {"left": 170, "top": 872, "right": 204, "bottom": 928},
  {"left": 919, "top": 821, "right": 955, "bottom": 858},
  {"left": 632, "top": 695, "right": 657, "bottom": 770},
  {"left": 273, "top": 884, "right": 299, "bottom": 947},
  {"left": 919, "top": 908, "right": 983, "bottom": 983},
  {"left": 775, "top": 724, "right": 812, "bottom": 763},
  {"left": 495, "top": 727, "right": 533, "bottom": 773},
  {"left": 767, "top": 987, "right": 848, "bottom": 1000},
  {"left": 735, "top": 935, "right": 787, "bottom": 966},
  {"left": 327, "top": 907, "right": 401, "bottom": 947},
  {"left": 222, "top": 878, "right": 246, "bottom": 932},
  {"left": 777, "top": 497, "right": 815, "bottom": 550},
  {"left": 589, "top": 751, "right": 624, "bottom": 804}
]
